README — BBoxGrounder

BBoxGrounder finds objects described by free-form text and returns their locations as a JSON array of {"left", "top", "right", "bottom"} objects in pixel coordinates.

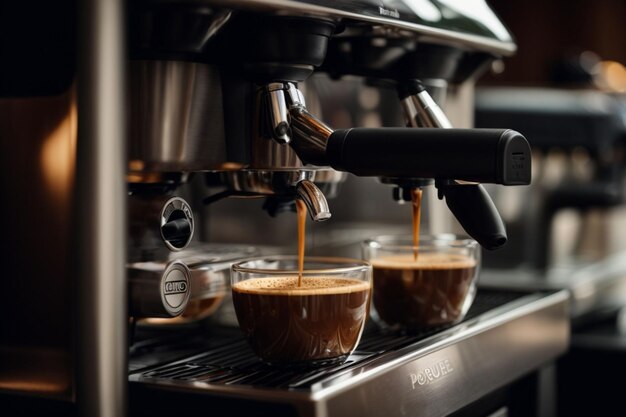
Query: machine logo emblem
[
  {"left": 163, "top": 264, "right": 190, "bottom": 311},
  {"left": 409, "top": 359, "right": 454, "bottom": 388},
  {"left": 164, "top": 280, "right": 187, "bottom": 295},
  {"left": 512, "top": 152, "right": 526, "bottom": 170},
  {"left": 378, "top": 5, "right": 400, "bottom": 19}
]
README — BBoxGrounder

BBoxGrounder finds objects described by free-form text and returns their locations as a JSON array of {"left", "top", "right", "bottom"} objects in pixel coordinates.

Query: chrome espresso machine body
[{"left": 0, "top": 1, "right": 568, "bottom": 417}]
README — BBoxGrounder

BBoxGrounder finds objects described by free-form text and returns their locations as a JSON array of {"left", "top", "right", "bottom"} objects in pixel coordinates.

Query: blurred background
[
  {"left": 482, "top": 0, "right": 626, "bottom": 88},
  {"left": 480, "top": 2, "right": 626, "bottom": 416}
]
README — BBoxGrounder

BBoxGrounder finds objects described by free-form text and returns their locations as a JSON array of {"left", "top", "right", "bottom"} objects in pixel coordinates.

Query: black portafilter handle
[
  {"left": 323, "top": 127, "right": 531, "bottom": 250},
  {"left": 325, "top": 128, "right": 531, "bottom": 185},
  {"left": 438, "top": 182, "right": 507, "bottom": 250}
]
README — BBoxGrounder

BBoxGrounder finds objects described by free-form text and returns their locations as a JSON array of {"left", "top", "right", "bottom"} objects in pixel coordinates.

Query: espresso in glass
[
  {"left": 364, "top": 236, "right": 480, "bottom": 331},
  {"left": 231, "top": 257, "right": 371, "bottom": 366}
]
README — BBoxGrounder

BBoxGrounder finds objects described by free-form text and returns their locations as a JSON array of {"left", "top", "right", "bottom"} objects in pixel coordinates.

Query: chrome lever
[
  {"left": 266, "top": 83, "right": 291, "bottom": 144},
  {"left": 399, "top": 80, "right": 452, "bottom": 128}
]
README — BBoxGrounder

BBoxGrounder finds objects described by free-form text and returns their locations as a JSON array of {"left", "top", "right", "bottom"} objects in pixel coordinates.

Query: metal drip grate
[
  {"left": 133, "top": 290, "right": 526, "bottom": 390},
  {"left": 140, "top": 337, "right": 375, "bottom": 389}
]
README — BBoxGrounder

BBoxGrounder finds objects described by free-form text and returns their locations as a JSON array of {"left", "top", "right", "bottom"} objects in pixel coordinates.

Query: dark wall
[{"left": 482, "top": 0, "right": 626, "bottom": 85}]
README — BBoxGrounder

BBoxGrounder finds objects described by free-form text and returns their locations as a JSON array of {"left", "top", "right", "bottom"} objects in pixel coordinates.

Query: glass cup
[
  {"left": 231, "top": 256, "right": 372, "bottom": 367},
  {"left": 362, "top": 235, "right": 480, "bottom": 331}
]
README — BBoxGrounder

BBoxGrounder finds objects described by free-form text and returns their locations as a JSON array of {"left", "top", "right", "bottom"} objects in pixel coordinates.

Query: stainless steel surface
[
  {"left": 175, "top": 245, "right": 253, "bottom": 304},
  {"left": 140, "top": 243, "right": 259, "bottom": 326},
  {"left": 323, "top": 291, "right": 568, "bottom": 417},
  {"left": 250, "top": 136, "right": 302, "bottom": 169},
  {"left": 201, "top": 0, "right": 517, "bottom": 56},
  {"left": 401, "top": 90, "right": 453, "bottom": 129},
  {"left": 218, "top": 169, "right": 313, "bottom": 194},
  {"left": 169, "top": 245, "right": 258, "bottom": 298},
  {"left": 128, "top": 60, "right": 227, "bottom": 173},
  {"left": 128, "top": 261, "right": 191, "bottom": 318},
  {"left": 215, "top": 168, "right": 345, "bottom": 196},
  {"left": 76, "top": 0, "right": 127, "bottom": 415},
  {"left": 295, "top": 179, "right": 332, "bottom": 221},
  {"left": 130, "top": 290, "right": 569, "bottom": 417}
]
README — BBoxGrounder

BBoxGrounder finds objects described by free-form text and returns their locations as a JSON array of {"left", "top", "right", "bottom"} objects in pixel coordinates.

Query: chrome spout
[
  {"left": 289, "top": 106, "right": 333, "bottom": 165},
  {"left": 257, "top": 82, "right": 332, "bottom": 166},
  {"left": 295, "top": 179, "right": 331, "bottom": 222}
]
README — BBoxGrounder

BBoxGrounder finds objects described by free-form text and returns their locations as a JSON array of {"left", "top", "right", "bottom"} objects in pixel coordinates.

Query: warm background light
[
  {"left": 40, "top": 90, "right": 77, "bottom": 204},
  {"left": 594, "top": 60, "right": 626, "bottom": 92}
]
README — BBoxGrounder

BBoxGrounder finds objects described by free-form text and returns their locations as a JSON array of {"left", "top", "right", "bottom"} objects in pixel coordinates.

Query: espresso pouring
[
  {"left": 369, "top": 187, "right": 478, "bottom": 329},
  {"left": 230, "top": 198, "right": 372, "bottom": 365}
]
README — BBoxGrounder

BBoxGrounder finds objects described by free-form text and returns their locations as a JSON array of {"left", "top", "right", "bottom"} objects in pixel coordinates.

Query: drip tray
[{"left": 129, "top": 289, "right": 569, "bottom": 417}]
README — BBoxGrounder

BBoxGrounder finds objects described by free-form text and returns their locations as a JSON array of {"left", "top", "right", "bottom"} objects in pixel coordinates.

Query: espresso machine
[{"left": 0, "top": 1, "right": 569, "bottom": 417}]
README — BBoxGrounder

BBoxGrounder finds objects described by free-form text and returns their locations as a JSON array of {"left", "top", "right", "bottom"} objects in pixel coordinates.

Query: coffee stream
[
  {"left": 411, "top": 188, "right": 423, "bottom": 260},
  {"left": 297, "top": 188, "right": 422, "bottom": 276},
  {"left": 296, "top": 199, "right": 307, "bottom": 287},
  {"left": 296, "top": 187, "right": 421, "bottom": 280}
]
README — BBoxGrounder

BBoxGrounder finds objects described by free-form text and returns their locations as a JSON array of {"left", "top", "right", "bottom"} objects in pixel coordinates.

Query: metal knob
[
  {"left": 160, "top": 197, "right": 194, "bottom": 251},
  {"left": 128, "top": 195, "right": 195, "bottom": 262}
]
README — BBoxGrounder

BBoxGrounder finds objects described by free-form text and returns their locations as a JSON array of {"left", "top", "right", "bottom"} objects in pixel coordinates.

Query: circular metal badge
[{"left": 161, "top": 260, "right": 191, "bottom": 316}]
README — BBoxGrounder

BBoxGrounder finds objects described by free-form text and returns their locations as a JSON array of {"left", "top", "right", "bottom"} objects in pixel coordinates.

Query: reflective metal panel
[
  {"left": 128, "top": 60, "right": 227, "bottom": 173},
  {"left": 130, "top": 290, "right": 569, "bottom": 417},
  {"left": 75, "top": 0, "right": 127, "bottom": 415}
]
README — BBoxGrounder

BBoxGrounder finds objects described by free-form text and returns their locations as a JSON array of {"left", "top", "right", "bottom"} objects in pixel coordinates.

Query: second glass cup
[
  {"left": 363, "top": 235, "right": 480, "bottom": 331},
  {"left": 231, "top": 256, "right": 372, "bottom": 367}
]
